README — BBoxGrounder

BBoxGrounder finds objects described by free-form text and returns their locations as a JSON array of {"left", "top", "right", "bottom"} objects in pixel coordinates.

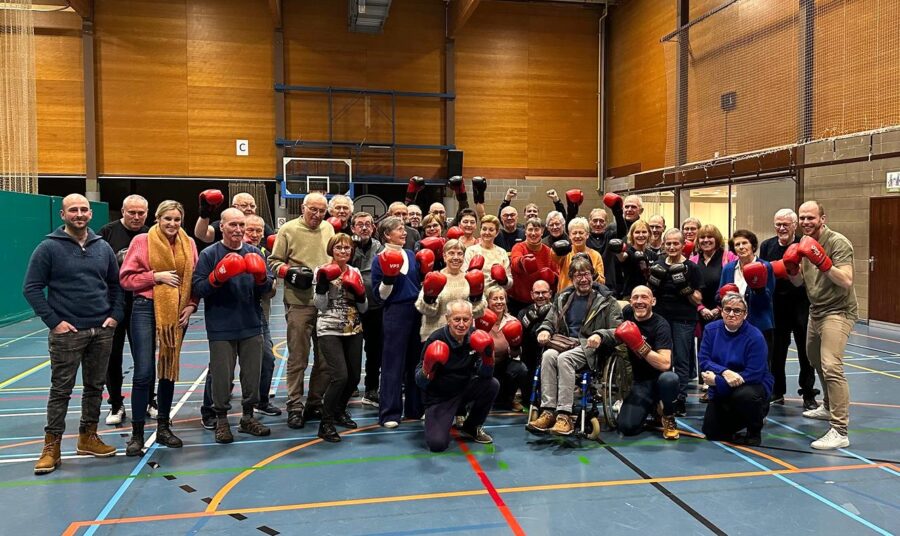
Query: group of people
[{"left": 22, "top": 176, "right": 858, "bottom": 474}]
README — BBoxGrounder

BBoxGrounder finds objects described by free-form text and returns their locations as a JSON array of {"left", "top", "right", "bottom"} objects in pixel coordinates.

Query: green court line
[{"left": 0, "top": 447, "right": 494, "bottom": 489}]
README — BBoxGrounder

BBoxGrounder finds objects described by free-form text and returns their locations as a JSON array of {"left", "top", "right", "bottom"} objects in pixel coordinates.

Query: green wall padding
[{"left": 1, "top": 192, "right": 110, "bottom": 327}]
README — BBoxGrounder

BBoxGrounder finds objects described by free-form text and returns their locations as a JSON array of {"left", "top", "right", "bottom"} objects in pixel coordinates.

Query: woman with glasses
[
  {"left": 700, "top": 292, "right": 773, "bottom": 446},
  {"left": 719, "top": 230, "right": 776, "bottom": 399},
  {"left": 416, "top": 214, "right": 447, "bottom": 273},
  {"left": 553, "top": 217, "right": 604, "bottom": 293},
  {"left": 541, "top": 211, "right": 568, "bottom": 247},
  {"left": 313, "top": 233, "right": 368, "bottom": 442}
]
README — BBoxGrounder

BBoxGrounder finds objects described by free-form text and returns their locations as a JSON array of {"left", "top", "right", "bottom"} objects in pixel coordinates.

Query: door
[{"left": 869, "top": 197, "right": 900, "bottom": 324}]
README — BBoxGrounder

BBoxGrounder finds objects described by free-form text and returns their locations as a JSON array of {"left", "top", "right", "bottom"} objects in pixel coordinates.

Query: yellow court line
[
  {"left": 272, "top": 340, "right": 287, "bottom": 361},
  {"left": 844, "top": 362, "right": 900, "bottom": 380},
  {"left": 0, "top": 360, "right": 50, "bottom": 390},
  {"left": 62, "top": 462, "right": 890, "bottom": 535},
  {"left": 676, "top": 429, "right": 798, "bottom": 470},
  {"left": 206, "top": 423, "right": 381, "bottom": 512}
]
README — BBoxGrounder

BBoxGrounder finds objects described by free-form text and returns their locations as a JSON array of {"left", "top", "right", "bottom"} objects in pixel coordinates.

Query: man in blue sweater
[
  {"left": 193, "top": 208, "right": 274, "bottom": 444},
  {"left": 24, "top": 194, "right": 124, "bottom": 475}
]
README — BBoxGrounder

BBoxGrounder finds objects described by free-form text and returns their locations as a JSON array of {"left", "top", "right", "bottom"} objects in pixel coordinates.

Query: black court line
[
  {"left": 600, "top": 439, "right": 727, "bottom": 536},
  {"left": 163, "top": 474, "right": 176, "bottom": 481},
  {"left": 230, "top": 513, "right": 248, "bottom": 521},
  {"left": 179, "top": 484, "right": 196, "bottom": 493},
  {"left": 257, "top": 526, "right": 280, "bottom": 535}
]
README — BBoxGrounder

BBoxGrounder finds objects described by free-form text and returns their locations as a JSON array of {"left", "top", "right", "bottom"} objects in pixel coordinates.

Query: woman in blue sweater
[
  {"left": 371, "top": 216, "right": 423, "bottom": 428},
  {"left": 719, "top": 229, "right": 776, "bottom": 392},
  {"left": 700, "top": 292, "right": 774, "bottom": 446}
]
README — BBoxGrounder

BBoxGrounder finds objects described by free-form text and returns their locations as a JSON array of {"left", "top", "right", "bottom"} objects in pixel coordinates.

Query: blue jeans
[
  {"left": 670, "top": 320, "right": 696, "bottom": 400},
  {"left": 130, "top": 297, "right": 174, "bottom": 424}
]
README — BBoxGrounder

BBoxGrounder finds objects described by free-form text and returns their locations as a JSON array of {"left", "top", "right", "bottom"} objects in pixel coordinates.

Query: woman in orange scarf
[{"left": 120, "top": 200, "right": 198, "bottom": 456}]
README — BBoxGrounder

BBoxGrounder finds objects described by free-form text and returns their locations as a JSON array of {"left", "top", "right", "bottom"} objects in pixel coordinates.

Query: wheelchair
[{"left": 526, "top": 345, "right": 632, "bottom": 441}]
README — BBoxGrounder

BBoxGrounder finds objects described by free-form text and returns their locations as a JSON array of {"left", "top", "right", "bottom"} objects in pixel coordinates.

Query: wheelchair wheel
[
  {"left": 602, "top": 350, "right": 632, "bottom": 429},
  {"left": 586, "top": 416, "right": 602, "bottom": 440}
]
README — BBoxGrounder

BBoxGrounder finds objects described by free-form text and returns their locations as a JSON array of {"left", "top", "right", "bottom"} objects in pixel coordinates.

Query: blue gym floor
[{"left": 1, "top": 291, "right": 898, "bottom": 535}]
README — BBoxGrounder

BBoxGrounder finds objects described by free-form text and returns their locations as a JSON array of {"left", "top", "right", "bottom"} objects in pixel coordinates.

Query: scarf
[{"left": 148, "top": 224, "right": 194, "bottom": 381}]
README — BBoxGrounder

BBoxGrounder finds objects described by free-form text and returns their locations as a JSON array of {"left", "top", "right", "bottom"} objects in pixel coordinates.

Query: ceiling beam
[
  {"left": 66, "top": 0, "right": 92, "bottom": 20},
  {"left": 448, "top": 0, "right": 480, "bottom": 39},
  {"left": 268, "top": 0, "right": 283, "bottom": 29}
]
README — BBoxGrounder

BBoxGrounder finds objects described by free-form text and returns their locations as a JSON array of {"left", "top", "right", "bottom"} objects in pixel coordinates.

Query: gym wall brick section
[{"left": 1, "top": 191, "right": 109, "bottom": 327}]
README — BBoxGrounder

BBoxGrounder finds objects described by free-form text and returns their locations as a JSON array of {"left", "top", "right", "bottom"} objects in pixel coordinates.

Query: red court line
[{"left": 451, "top": 429, "right": 526, "bottom": 536}]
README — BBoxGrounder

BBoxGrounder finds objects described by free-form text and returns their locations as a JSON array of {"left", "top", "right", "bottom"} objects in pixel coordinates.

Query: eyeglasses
[
  {"left": 354, "top": 222, "right": 373, "bottom": 229},
  {"left": 774, "top": 223, "right": 792, "bottom": 228},
  {"left": 333, "top": 245, "right": 353, "bottom": 252},
  {"left": 722, "top": 307, "right": 746, "bottom": 316},
  {"left": 573, "top": 272, "right": 593, "bottom": 281},
  {"left": 235, "top": 203, "right": 256, "bottom": 210},
  {"left": 305, "top": 207, "right": 327, "bottom": 215}
]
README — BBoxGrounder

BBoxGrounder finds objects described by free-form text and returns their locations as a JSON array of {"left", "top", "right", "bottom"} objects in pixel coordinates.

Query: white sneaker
[
  {"left": 811, "top": 427, "right": 849, "bottom": 450},
  {"left": 383, "top": 420, "right": 399, "bottom": 429},
  {"left": 105, "top": 407, "right": 125, "bottom": 426},
  {"left": 802, "top": 404, "right": 830, "bottom": 421}
]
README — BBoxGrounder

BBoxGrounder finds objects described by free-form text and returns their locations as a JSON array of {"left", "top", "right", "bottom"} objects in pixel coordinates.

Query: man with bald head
[
  {"left": 195, "top": 192, "right": 274, "bottom": 245},
  {"left": 25, "top": 194, "right": 124, "bottom": 474},
  {"left": 268, "top": 193, "right": 335, "bottom": 429},
  {"left": 497, "top": 205, "right": 525, "bottom": 252},
  {"left": 99, "top": 194, "right": 152, "bottom": 425},
  {"left": 517, "top": 279, "right": 554, "bottom": 404},
  {"left": 614, "top": 285, "right": 679, "bottom": 440},
  {"left": 429, "top": 202, "right": 447, "bottom": 224}
]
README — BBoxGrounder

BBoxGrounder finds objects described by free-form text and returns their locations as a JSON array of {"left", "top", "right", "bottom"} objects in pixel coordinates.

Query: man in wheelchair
[
  {"left": 614, "top": 285, "right": 680, "bottom": 440},
  {"left": 527, "top": 255, "right": 623, "bottom": 436}
]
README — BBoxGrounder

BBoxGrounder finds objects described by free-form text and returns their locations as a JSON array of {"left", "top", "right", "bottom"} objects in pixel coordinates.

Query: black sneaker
[
  {"left": 287, "top": 410, "right": 305, "bottom": 429},
  {"left": 302, "top": 405, "right": 322, "bottom": 422},
  {"left": 318, "top": 421, "right": 341, "bottom": 443},
  {"left": 255, "top": 403, "right": 283, "bottom": 417},
  {"left": 351, "top": 389, "right": 360, "bottom": 398},
  {"left": 201, "top": 414, "right": 216, "bottom": 430},
  {"left": 769, "top": 395, "right": 785, "bottom": 405},
  {"left": 803, "top": 396, "right": 819, "bottom": 411},
  {"left": 361, "top": 391, "right": 379, "bottom": 408},
  {"left": 334, "top": 411, "right": 358, "bottom": 429}
]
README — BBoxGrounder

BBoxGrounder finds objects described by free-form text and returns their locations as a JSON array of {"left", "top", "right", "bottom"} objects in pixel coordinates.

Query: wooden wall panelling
[
  {"left": 35, "top": 32, "right": 85, "bottom": 174},
  {"left": 95, "top": 0, "right": 189, "bottom": 176},
  {"left": 187, "top": 0, "right": 274, "bottom": 177},
  {"left": 606, "top": 0, "right": 672, "bottom": 174}
]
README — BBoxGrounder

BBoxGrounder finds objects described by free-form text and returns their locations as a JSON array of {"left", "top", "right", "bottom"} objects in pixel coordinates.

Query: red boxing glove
[
  {"left": 718, "top": 283, "right": 740, "bottom": 301},
  {"left": 465, "top": 270, "right": 485, "bottom": 302},
  {"left": 341, "top": 269, "right": 366, "bottom": 303},
  {"left": 770, "top": 259, "right": 788, "bottom": 280},
  {"left": 415, "top": 249, "right": 435, "bottom": 275},
  {"left": 682, "top": 240, "right": 694, "bottom": 257},
  {"left": 315, "top": 262, "right": 343, "bottom": 294},
  {"left": 265, "top": 234, "right": 276, "bottom": 252},
  {"left": 490, "top": 264, "right": 508, "bottom": 286},
  {"left": 743, "top": 261, "right": 768, "bottom": 290},
  {"left": 602, "top": 192, "right": 623, "bottom": 211},
  {"left": 423, "top": 340, "right": 450, "bottom": 380},
  {"left": 327, "top": 216, "right": 343, "bottom": 233},
  {"left": 565, "top": 189, "right": 584, "bottom": 207},
  {"left": 536, "top": 267, "right": 557, "bottom": 287},
  {"left": 468, "top": 254, "right": 485, "bottom": 272},
  {"left": 475, "top": 309, "right": 498, "bottom": 332},
  {"left": 422, "top": 271, "right": 447, "bottom": 304},
  {"left": 198, "top": 189, "right": 224, "bottom": 219},
  {"left": 209, "top": 252, "right": 246, "bottom": 287},
  {"left": 419, "top": 236, "right": 446, "bottom": 260},
  {"left": 501, "top": 319, "right": 523, "bottom": 347},
  {"left": 782, "top": 243, "right": 802, "bottom": 276},
  {"left": 406, "top": 176, "right": 426, "bottom": 196},
  {"left": 615, "top": 321, "right": 651, "bottom": 358},
  {"left": 243, "top": 252, "right": 269, "bottom": 285},
  {"left": 799, "top": 236, "right": 832, "bottom": 272},
  {"left": 446, "top": 226, "right": 464, "bottom": 240},
  {"left": 470, "top": 329, "right": 494, "bottom": 367},
  {"left": 519, "top": 254, "right": 539, "bottom": 273},
  {"left": 378, "top": 249, "right": 405, "bottom": 285}
]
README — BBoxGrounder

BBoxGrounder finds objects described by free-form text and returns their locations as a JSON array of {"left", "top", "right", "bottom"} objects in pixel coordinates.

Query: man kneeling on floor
[
  {"left": 416, "top": 300, "right": 500, "bottom": 452},
  {"left": 193, "top": 208, "right": 274, "bottom": 443},
  {"left": 615, "top": 286, "right": 680, "bottom": 440},
  {"left": 527, "top": 254, "right": 623, "bottom": 436}
]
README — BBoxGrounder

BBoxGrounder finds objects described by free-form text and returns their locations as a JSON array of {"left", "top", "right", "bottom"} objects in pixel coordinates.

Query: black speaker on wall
[{"left": 447, "top": 150, "right": 463, "bottom": 179}]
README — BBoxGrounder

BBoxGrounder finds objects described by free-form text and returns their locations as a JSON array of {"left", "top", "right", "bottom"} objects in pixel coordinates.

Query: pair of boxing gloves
[
  {"left": 423, "top": 320, "right": 523, "bottom": 380},
  {"left": 208, "top": 252, "right": 269, "bottom": 287},
  {"left": 771, "top": 236, "right": 833, "bottom": 279}
]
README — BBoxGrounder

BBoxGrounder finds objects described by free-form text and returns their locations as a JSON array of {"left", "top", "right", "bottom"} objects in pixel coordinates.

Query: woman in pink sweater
[{"left": 120, "top": 200, "right": 198, "bottom": 456}]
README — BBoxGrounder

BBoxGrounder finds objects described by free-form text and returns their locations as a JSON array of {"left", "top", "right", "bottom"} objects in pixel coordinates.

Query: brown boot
[
  {"left": 34, "top": 433, "right": 62, "bottom": 475},
  {"left": 662, "top": 415, "right": 680, "bottom": 440},
  {"left": 76, "top": 423, "right": 116, "bottom": 457},
  {"left": 526, "top": 410, "right": 556, "bottom": 434},
  {"left": 550, "top": 413, "right": 574, "bottom": 436}
]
